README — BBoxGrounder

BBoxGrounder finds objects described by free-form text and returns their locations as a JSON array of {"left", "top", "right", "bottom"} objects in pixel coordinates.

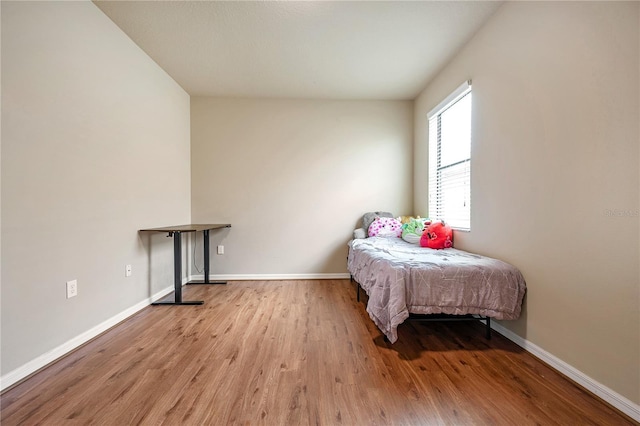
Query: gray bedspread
[{"left": 347, "top": 237, "right": 526, "bottom": 343}]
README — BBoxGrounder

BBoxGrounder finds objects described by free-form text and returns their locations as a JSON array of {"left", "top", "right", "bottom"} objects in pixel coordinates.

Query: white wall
[
  {"left": 191, "top": 98, "right": 413, "bottom": 277},
  {"left": 415, "top": 1, "right": 639, "bottom": 404},
  {"left": 1, "top": 1, "right": 191, "bottom": 377}
]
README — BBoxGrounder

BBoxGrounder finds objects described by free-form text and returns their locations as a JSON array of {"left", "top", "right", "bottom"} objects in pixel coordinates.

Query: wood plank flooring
[{"left": 1, "top": 280, "right": 635, "bottom": 425}]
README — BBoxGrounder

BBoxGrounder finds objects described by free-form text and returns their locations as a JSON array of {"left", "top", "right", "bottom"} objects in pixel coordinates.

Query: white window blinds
[{"left": 428, "top": 81, "right": 472, "bottom": 230}]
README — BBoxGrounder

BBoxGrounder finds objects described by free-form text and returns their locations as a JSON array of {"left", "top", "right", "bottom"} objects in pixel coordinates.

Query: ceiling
[{"left": 94, "top": 1, "right": 502, "bottom": 100}]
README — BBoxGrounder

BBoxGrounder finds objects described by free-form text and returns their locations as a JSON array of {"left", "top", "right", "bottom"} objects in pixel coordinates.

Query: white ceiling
[{"left": 94, "top": 1, "right": 502, "bottom": 100}]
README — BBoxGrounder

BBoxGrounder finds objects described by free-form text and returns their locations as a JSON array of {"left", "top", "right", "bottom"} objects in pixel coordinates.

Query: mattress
[{"left": 347, "top": 237, "right": 526, "bottom": 343}]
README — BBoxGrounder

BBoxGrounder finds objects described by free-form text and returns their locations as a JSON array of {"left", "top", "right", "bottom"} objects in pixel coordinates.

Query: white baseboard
[
  {"left": 489, "top": 321, "right": 640, "bottom": 422},
  {"left": 190, "top": 273, "right": 351, "bottom": 281},
  {"left": 0, "top": 284, "right": 174, "bottom": 392}
]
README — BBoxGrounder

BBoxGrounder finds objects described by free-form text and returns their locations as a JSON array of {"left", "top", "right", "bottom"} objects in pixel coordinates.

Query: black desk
[{"left": 140, "top": 224, "right": 231, "bottom": 305}]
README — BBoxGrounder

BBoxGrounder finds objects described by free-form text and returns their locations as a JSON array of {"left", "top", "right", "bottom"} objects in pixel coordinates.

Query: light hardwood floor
[{"left": 1, "top": 280, "right": 635, "bottom": 425}]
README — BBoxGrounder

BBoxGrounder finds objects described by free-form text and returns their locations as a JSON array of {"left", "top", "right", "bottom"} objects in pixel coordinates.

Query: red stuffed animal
[{"left": 420, "top": 221, "right": 453, "bottom": 249}]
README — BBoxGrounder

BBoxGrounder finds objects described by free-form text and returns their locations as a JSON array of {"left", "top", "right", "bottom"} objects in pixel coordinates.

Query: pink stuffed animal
[{"left": 368, "top": 216, "right": 402, "bottom": 238}]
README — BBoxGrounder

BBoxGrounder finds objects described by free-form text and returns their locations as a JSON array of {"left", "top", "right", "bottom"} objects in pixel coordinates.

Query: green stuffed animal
[{"left": 401, "top": 217, "right": 430, "bottom": 244}]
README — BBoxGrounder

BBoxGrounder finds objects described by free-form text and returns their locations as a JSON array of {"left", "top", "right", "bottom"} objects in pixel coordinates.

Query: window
[{"left": 428, "top": 81, "right": 472, "bottom": 231}]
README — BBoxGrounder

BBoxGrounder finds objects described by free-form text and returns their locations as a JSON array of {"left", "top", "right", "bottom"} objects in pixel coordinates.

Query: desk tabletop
[{"left": 140, "top": 224, "right": 231, "bottom": 233}]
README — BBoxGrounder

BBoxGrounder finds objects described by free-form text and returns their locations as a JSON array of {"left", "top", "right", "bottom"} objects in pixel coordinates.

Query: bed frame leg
[
  {"left": 350, "top": 275, "right": 361, "bottom": 302},
  {"left": 486, "top": 317, "right": 491, "bottom": 340}
]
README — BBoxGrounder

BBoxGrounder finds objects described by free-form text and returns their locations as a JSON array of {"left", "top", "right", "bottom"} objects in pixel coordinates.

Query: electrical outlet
[
  {"left": 125, "top": 264, "right": 132, "bottom": 277},
  {"left": 66, "top": 280, "right": 78, "bottom": 299},
  {"left": 217, "top": 245, "right": 224, "bottom": 255}
]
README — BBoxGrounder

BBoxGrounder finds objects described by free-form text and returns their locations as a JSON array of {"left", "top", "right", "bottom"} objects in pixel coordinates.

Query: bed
[{"left": 347, "top": 236, "right": 526, "bottom": 343}]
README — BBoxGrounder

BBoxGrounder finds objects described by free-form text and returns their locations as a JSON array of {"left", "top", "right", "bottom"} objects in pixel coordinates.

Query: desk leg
[
  {"left": 153, "top": 231, "right": 204, "bottom": 305},
  {"left": 187, "top": 229, "right": 227, "bottom": 285}
]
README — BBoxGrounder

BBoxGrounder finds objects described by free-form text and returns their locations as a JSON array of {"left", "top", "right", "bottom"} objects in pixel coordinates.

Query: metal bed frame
[{"left": 352, "top": 276, "right": 492, "bottom": 340}]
